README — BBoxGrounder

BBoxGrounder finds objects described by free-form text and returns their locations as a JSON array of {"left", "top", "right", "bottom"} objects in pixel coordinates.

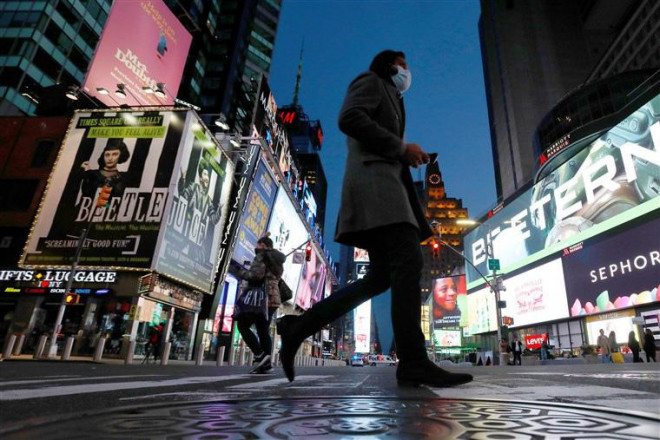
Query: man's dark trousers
[{"left": 307, "top": 222, "right": 426, "bottom": 362}]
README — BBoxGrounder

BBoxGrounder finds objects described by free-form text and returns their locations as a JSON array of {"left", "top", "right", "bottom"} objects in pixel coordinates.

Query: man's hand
[{"left": 402, "top": 143, "right": 430, "bottom": 168}]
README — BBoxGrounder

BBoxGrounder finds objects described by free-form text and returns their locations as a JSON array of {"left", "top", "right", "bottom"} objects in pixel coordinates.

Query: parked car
[
  {"left": 367, "top": 355, "right": 398, "bottom": 366},
  {"left": 350, "top": 354, "right": 364, "bottom": 367}
]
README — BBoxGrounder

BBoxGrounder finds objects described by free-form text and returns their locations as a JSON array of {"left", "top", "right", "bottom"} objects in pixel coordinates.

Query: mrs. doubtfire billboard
[
  {"left": 464, "top": 93, "right": 660, "bottom": 287},
  {"left": 82, "top": 0, "right": 192, "bottom": 107}
]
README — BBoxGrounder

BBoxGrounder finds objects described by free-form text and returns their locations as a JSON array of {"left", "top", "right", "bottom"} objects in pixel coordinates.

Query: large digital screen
[
  {"left": 433, "top": 329, "right": 462, "bottom": 347},
  {"left": 432, "top": 275, "right": 467, "bottom": 328},
  {"left": 467, "top": 286, "right": 498, "bottom": 335},
  {"left": 23, "top": 110, "right": 187, "bottom": 269},
  {"left": 562, "top": 216, "right": 659, "bottom": 317},
  {"left": 295, "top": 246, "right": 326, "bottom": 310},
  {"left": 585, "top": 310, "right": 637, "bottom": 348},
  {"left": 153, "top": 114, "right": 233, "bottom": 292},
  {"left": 266, "top": 188, "right": 308, "bottom": 297},
  {"left": 232, "top": 159, "right": 278, "bottom": 265},
  {"left": 464, "top": 93, "right": 660, "bottom": 288},
  {"left": 214, "top": 274, "right": 238, "bottom": 334},
  {"left": 354, "top": 299, "right": 371, "bottom": 353},
  {"left": 500, "top": 258, "right": 570, "bottom": 327},
  {"left": 82, "top": 0, "right": 192, "bottom": 107}
]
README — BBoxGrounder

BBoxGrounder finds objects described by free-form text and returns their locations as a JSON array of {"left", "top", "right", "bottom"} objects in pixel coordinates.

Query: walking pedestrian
[
  {"left": 540, "top": 339, "right": 549, "bottom": 361},
  {"left": 234, "top": 235, "right": 285, "bottom": 374},
  {"left": 643, "top": 329, "right": 657, "bottom": 362},
  {"left": 276, "top": 50, "right": 472, "bottom": 388},
  {"left": 511, "top": 337, "right": 524, "bottom": 366},
  {"left": 628, "top": 331, "right": 641, "bottom": 363},
  {"left": 597, "top": 329, "right": 611, "bottom": 363}
]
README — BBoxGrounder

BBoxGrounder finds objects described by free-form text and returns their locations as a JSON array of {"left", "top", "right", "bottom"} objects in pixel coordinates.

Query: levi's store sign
[{"left": 524, "top": 333, "right": 548, "bottom": 350}]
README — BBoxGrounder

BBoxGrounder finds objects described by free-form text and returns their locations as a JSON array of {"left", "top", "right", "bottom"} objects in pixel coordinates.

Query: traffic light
[
  {"left": 431, "top": 241, "right": 440, "bottom": 259},
  {"left": 97, "top": 185, "right": 112, "bottom": 208},
  {"left": 305, "top": 242, "right": 312, "bottom": 261},
  {"left": 65, "top": 293, "right": 80, "bottom": 305}
]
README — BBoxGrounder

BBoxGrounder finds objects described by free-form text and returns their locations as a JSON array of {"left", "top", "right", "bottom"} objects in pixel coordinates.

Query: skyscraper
[{"left": 479, "top": 0, "right": 658, "bottom": 202}]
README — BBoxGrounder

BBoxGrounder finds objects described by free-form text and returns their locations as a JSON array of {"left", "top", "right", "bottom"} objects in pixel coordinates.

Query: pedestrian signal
[
  {"left": 65, "top": 293, "right": 80, "bottom": 305},
  {"left": 431, "top": 242, "right": 440, "bottom": 259},
  {"left": 97, "top": 185, "right": 112, "bottom": 208},
  {"left": 305, "top": 242, "right": 313, "bottom": 261},
  {"left": 502, "top": 316, "right": 514, "bottom": 326}
]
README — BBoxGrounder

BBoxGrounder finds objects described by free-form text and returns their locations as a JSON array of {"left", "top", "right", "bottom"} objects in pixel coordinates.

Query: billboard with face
[
  {"left": 464, "top": 93, "right": 660, "bottom": 287},
  {"left": 266, "top": 188, "right": 307, "bottom": 296},
  {"left": 295, "top": 247, "right": 326, "bottom": 310},
  {"left": 23, "top": 110, "right": 187, "bottom": 269},
  {"left": 432, "top": 275, "right": 467, "bottom": 328},
  {"left": 153, "top": 115, "right": 234, "bottom": 292},
  {"left": 500, "top": 258, "right": 570, "bottom": 327},
  {"left": 562, "top": 216, "right": 659, "bottom": 317},
  {"left": 232, "top": 159, "right": 278, "bottom": 265},
  {"left": 82, "top": 0, "right": 192, "bottom": 107}
]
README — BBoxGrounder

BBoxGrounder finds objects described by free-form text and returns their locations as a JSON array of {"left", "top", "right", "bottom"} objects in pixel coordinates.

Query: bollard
[
  {"left": 93, "top": 337, "right": 106, "bottom": 362},
  {"left": 125, "top": 340, "right": 136, "bottom": 365},
  {"left": 228, "top": 346, "right": 236, "bottom": 366},
  {"left": 195, "top": 345, "right": 205, "bottom": 366},
  {"left": 160, "top": 342, "right": 171, "bottom": 366},
  {"left": 34, "top": 335, "right": 48, "bottom": 359},
  {"left": 61, "top": 336, "right": 75, "bottom": 360},
  {"left": 2, "top": 334, "right": 17, "bottom": 360},
  {"left": 13, "top": 334, "right": 25, "bottom": 355},
  {"left": 216, "top": 346, "right": 225, "bottom": 366},
  {"left": 247, "top": 352, "right": 254, "bottom": 366}
]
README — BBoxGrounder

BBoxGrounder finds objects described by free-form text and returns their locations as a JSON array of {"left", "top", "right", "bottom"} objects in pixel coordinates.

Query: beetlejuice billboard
[
  {"left": 82, "top": 0, "right": 192, "bottom": 107},
  {"left": 23, "top": 110, "right": 233, "bottom": 293},
  {"left": 464, "top": 93, "right": 660, "bottom": 288}
]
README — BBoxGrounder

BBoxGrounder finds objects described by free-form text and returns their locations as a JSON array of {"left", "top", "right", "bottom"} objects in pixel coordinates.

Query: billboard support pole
[{"left": 47, "top": 225, "right": 89, "bottom": 358}]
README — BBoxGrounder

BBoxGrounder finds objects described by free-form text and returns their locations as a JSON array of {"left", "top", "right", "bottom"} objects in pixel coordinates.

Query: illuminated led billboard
[
  {"left": 354, "top": 299, "right": 372, "bottom": 353},
  {"left": 23, "top": 110, "right": 188, "bottom": 270},
  {"left": 464, "top": 93, "right": 660, "bottom": 288},
  {"left": 562, "top": 216, "right": 659, "bottom": 317},
  {"left": 266, "top": 188, "right": 307, "bottom": 297},
  {"left": 232, "top": 159, "right": 278, "bottom": 265},
  {"left": 295, "top": 246, "right": 327, "bottom": 310},
  {"left": 82, "top": 0, "right": 192, "bottom": 107},
  {"left": 585, "top": 309, "right": 637, "bottom": 348},
  {"left": 432, "top": 275, "right": 467, "bottom": 328},
  {"left": 467, "top": 286, "right": 498, "bottom": 335},
  {"left": 433, "top": 329, "right": 462, "bottom": 347},
  {"left": 500, "top": 259, "right": 570, "bottom": 327}
]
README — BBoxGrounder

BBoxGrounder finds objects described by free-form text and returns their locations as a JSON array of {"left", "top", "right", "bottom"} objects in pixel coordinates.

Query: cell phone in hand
[{"left": 428, "top": 153, "right": 438, "bottom": 164}]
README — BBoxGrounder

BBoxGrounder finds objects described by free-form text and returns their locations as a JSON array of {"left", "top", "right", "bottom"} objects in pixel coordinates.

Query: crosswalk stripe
[{"left": 0, "top": 375, "right": 166, "bottom": 387}]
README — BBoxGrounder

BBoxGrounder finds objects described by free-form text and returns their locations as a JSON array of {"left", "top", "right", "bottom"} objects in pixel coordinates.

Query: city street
[{"left": 1, "top": 360, "right": 658, "bottom": 438}]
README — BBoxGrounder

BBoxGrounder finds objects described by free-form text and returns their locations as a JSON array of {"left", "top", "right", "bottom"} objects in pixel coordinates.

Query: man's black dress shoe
[{"left": 396, "top": 358, "right": 473, "bottom": 387}]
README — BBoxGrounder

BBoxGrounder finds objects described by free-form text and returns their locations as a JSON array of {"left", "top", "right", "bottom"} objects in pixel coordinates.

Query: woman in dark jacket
[
  {"left": 643, "top": 329, "right": 657, "bottom": 362},
  {"left": 628, "top": 331, "right": 641, "bottom": 363},
  {"left": 234, "top": 236, "right": 285, "bottom": 374}
]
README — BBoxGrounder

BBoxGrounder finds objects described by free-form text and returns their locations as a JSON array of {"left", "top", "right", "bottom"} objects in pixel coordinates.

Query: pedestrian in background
[
  {"left": 499, "top": 338, "right": 510, "bottom": 366},
  {"left": 609, "top": 330, "right": 617, "bottom": 353},
  {"left": 643, "top": 329, "right": 657, "bottom": 362},
  {"left": 540, "top": 339, "right": 549, "bottom": 361},
  {"left": 628, "top": 331, "right": 641, "bottom": 363},
  {"left": 276, "top": 50, "right": 472, "bottom": 388},
  {"left": 597, "top": 329, "right": 611, "bottom": 363},
  {"left": 234, "top": 236, "right": 285, "bottom": 374},
  {"left": 511, "top": 337, "right": 523, "bottom": 366}
]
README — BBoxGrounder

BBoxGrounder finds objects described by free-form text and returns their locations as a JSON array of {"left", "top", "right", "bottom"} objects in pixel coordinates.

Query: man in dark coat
[{"left": 276, "top": 50, "right": 472, "bottom": 388}]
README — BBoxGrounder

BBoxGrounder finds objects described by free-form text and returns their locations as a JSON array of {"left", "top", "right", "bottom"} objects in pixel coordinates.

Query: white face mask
[{"left": 391, "top": 65, "right": 412, "bottom": 94}]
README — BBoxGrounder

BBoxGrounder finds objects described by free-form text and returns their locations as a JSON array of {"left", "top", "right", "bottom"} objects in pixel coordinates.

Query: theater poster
[
  {"left": 22, "top": 109, "right": 188, "bottom": 269},
  {"left": 153, "top": 113, "right": 234, "bottom": 293}
]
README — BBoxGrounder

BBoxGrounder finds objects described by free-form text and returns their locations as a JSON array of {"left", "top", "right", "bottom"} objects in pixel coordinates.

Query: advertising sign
[
  {"left": 353, "top": 248, "right": 370, "bottom": 263},
  {"left": 153, "top": 114, "right": 234, "bottom": 293},
  {"left": 524, "top": 333, "right": 549, "bottom": 350},
  {"left": 500, "top": 259, "right": 570, "bottom": 327},
  {"left": 467, "top": 286, "right": 498, "bottom": 335},
  {"left": 214, "top": 274, "right": 238, "bottom": 334},
  {"left": 562, "top": 217, "right": 660, "bottom": 317},
  {"left": 585, "top": 309, "right": 636, "bottom": 347},
  {"left": 464, "top": 93, "right": 660, "bottom": 287},
  {"left": 354, "top": 299, "right": 371, "bottom": 353},
  {"left": 82, "top": 0, "right": 192, "bottom": 107},
  {"left": 23, "top": 110, "right": 187, "bottom": 269},
  {"left": 232, "top": 159, "right": 278, "bottom": 265},
  {"left": 433, "top": 329, "right": 462, "bottom": 347},
  {"left": 432, "top": 275, "right": 467, "bottom": 328},
  {"left": 266, "top": 188, "right": 308, "bottom": 297},
  {"left": 295, "top": 247, "right": 326, "bottom": 310}
]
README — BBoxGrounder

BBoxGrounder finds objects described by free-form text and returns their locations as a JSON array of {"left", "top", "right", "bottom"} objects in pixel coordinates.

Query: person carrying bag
[{"left": 233, "top": 235, "right": 286, "bottom": 374}]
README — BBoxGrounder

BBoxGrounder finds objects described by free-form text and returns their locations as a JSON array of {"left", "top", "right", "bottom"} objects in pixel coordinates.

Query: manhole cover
[{"left": 3, "top": 397, "right": 658, "bottom": 439}]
